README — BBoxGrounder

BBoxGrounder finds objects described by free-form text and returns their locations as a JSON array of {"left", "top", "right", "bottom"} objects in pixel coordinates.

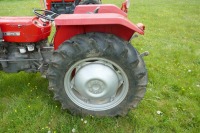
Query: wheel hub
[
  {"left": 88, "top": 80, "right": 105, "bottom": 94},
  {"left": 64, "top": 58, "right": 129, "bottom": 111},
  {"left": 74, "top": 63, "right": 119, "bottom": 99}
]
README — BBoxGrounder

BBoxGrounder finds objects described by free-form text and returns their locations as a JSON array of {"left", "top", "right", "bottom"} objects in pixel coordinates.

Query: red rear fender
[{"left": 54, "top": 13, "right": 144, "bottom": 49}]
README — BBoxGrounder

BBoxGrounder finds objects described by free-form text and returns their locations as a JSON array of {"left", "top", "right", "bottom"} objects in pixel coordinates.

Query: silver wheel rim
[{"left": 64, "top": 58, "right": 129, "bottom": 111}]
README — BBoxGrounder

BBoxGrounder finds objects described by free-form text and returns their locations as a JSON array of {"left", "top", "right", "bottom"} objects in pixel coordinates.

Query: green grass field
[{"left": 0, "top": 0, "right": 200, "bottom": 132}]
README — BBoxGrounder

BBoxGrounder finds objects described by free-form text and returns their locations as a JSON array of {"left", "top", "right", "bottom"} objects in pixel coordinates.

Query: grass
[{"left": 0, "top": 0, "right": 200, "bottom": 132}]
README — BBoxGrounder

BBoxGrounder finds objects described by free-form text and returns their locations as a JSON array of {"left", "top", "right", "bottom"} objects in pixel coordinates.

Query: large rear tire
[{"left": 47, "top": 33, "right": 147, "bottom": 116}]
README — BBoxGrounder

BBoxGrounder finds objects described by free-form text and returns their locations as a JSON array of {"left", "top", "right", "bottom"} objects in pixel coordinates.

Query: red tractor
[
  {"left": 41, "top": 0, "right": 102, "bottom": 14},
  {"left": 0, "top": 0, "right": 148, "bottom": 116}
]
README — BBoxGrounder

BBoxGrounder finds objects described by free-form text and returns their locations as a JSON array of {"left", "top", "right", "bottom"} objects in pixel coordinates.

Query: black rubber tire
[
  {"left": 47, "top": 33, "right": 147, "bottom": 116},
  {"left": 79, "top": 0, "right": 101, "bottom": 4},
  {"left": 0, "top": 64, "right": 2, "bottom": 71}
]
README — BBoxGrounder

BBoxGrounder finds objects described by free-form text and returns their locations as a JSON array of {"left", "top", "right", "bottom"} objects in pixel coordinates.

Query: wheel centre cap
[
  {"left": 87, "top": 80, "right": 105, "bottom": 94},
  {"left": 74, "top": 63, "right": 119, "bottom": 99}
]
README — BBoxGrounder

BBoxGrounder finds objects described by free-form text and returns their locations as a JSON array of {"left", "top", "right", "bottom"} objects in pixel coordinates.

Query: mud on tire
[{"left": 47, "top": 33, "right": 147, "bottom": 116}]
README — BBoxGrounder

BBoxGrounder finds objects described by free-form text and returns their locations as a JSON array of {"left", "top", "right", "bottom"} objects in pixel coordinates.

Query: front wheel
[{"left": 47, "top": 33, "right": 147, "bottom": 116}]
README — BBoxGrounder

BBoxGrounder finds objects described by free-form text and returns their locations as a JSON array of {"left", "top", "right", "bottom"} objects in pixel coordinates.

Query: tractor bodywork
[
  {"left": 0, "top": 1, "right": 148, "bottom": 116},
  {"left": 54, "top": 4, "right": 144, "bottom": 49},
  {"left": 0, "top": 17, "right": 51, "bottom": 43},
  {"left": 0, "top": 4, "right": 144, "bottom": 50}
]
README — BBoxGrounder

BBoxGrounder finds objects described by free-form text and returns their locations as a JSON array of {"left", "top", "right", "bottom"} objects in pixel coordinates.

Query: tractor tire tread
[{"left": 47, "top": 32, "right": 147, "bottom": 116}]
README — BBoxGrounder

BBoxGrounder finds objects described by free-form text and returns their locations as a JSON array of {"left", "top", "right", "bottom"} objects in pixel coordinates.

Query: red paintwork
[
  {"left": 54, "top": 12, "right": 144, "bottom": 49},
  {"left": 0, "top": 4, "right": 144, "bottom": 51},
  {"left": 0, "top": 17, "right": 51, "bottom": 43},
  {"left": 74, "top": 4, "right": 127, "bottom": 17}
]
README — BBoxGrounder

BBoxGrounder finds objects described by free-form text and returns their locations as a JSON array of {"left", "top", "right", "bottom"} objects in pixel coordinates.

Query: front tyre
[{"left": 47, "top": 33, "right": 147, "bottom": 116}]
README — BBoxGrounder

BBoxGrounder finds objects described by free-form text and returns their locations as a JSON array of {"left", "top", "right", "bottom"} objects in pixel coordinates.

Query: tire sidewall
[{"left": 58, "top": 46, "right": 139, "bottom": 116}]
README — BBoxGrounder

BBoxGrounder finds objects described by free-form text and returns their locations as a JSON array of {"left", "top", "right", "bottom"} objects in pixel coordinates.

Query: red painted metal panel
[
  {"left": 54, "top": 13, "right": 144, "bottom": 49},
  {"left": 55, "top": 13, "right": 144, "bottom": 34},
  {"left": 0, "top": 17, "right": 51, "bottom": 43},
  {"left": 74, "top": 4, "right": 127, "bottom": 17},
  {"left": 55, "top": 13, "right": 143, "bottom": 35},
  {"left": 54, "top": 25, "right": 84, "bottom": 49},
  {"left": 54, "top": 24, "right": 135, "bottom": 50}
]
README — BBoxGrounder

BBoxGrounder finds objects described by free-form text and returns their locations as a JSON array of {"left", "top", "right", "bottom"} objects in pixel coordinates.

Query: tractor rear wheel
[{"left": 47, "top": 33, "right": 147, "bottom": 116}]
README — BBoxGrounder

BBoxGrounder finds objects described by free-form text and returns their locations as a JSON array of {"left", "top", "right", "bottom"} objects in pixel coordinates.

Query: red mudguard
[{"left": 54, "top": 5, "right": 145, "bottom": 49}]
